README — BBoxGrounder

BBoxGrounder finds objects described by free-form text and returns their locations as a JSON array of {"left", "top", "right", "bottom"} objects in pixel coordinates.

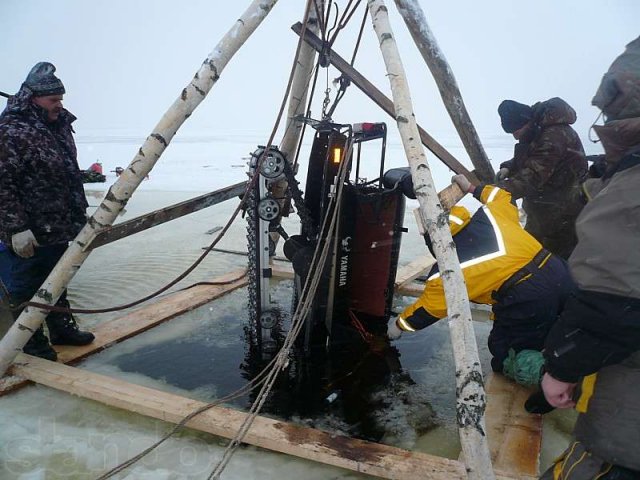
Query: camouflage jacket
[
  {"left": 0, "top": 87, "right": 88, "bottom": 246},
  {"left": 498, "top": 97, "right": 587, "bottom": 257}
]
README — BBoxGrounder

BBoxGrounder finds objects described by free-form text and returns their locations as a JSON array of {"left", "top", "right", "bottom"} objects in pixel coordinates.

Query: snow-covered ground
[{"left": 74, "top": 129, "right": 513, "bottom": 195}]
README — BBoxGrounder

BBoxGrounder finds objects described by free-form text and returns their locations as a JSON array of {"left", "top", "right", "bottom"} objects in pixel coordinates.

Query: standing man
[
  {"left": 0, "top": 62, "right": 95, "bottom": 361},
  {"left": 496, "top": 97, "right": 587, "bottom": 259},
  {"left": 539, "top": 37, "right": 640, "bottom": 479},
  {"left": 387, "top": 175, "right": 574, "bottom": 387}
]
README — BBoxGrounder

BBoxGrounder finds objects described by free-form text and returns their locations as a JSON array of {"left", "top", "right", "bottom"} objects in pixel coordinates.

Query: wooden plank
[
  {"left": 291, "top": 22, "right": 478, "bottom": 183},
  {"left": 396, "top": 281, "right": 424, "bottom": 297},
  {"left": 12, "top": 354, "right": 467, "bottom": 480},
  {"left": 57, "top": 271, "right": 248, "bottom": 363},
  {"left": 0, "top": 270, "right": 248, "bottom": 395},
  {"left": 484, "top": 372, "right": 541, "bottom": 478},
  {"left": 271, "top": 263, "right": 295, "bottom": 280},
  {"left": 438, "top": 182, "right": 466, "bottom": 210},
  {"left": 91, "top": 181, "right": 247, "bottom": 248},
  {"left": 394, "top": 255, "right": 436, "bottom": 290}
]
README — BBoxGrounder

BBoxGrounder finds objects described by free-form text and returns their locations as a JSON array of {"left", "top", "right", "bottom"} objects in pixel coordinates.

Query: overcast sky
[{"left": 2, "top": 0, "right": 639, "bottom": 165}]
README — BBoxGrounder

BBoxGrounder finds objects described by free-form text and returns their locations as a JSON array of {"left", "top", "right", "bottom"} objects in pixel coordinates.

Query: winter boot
[
  {"left": 23, "top": 326, "right": 58, "bottom": 361},
  {"left": 46, "top": 313, "right": 95, "bottom": 346}
]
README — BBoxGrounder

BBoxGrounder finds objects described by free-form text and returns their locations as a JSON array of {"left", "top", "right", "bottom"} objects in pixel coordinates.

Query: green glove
[{"left": 502, "top": 348, "right": 545, "bottom": 386}]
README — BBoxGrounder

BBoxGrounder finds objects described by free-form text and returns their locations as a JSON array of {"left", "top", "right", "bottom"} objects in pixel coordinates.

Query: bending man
[{"left": 388, "top": 175, "right": 574, "bottom": 386}]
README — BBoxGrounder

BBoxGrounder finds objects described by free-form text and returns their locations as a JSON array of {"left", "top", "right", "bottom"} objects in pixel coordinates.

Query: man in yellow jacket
[{"left": 387, "top": 175, "right": 575, "bottom": 386}]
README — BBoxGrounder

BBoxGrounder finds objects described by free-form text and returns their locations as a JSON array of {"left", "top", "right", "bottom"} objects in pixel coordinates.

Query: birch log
[
  {"left": 367, "top": 1, "right": 494, "bottom": 478},
  {"left": 394, "top": 0, "right": 494, "bottom": 183},
  {"left": 0, "top": 0, "right": 279, "bottom": 377},
  {"left": 269, "top": 1, "right": 321, "bottom": 221},
  {"left": 278, "top": 1, "right": 321, "bottom": 158}
]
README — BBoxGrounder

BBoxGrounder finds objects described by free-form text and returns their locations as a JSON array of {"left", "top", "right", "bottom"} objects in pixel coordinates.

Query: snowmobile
[{"left": 244, "top": 118, "right": 422, "bottom": 434}]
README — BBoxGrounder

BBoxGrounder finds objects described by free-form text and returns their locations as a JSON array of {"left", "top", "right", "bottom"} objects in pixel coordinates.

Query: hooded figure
[
  {"left": 539, "top": 37, "right": 640, "bottom": 480},
  {"left": 388, "top": 177, "right": 574, "bottom": 387},
  {"left": 0, "top": 62, "right": 94, "bottom": 361},
  {"left": 496, "top": 97, "right": 587, "bottom": 260}
]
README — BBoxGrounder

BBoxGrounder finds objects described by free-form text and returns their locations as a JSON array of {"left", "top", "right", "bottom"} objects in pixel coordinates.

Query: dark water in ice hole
[{"left": 109, "top": 279, "right": 492, "bottom": 451}]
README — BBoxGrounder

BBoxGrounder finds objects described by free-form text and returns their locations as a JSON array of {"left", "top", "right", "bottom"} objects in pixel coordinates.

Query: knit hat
[
  {"left": 23, "top": 62, "right": 65, "bottom": 97},
  {"left": 498, "top": 100, "right": 534, "bottom": 133}
]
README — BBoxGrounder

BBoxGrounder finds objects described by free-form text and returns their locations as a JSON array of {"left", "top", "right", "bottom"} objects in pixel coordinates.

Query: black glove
[{"left": 524, "top": 389, "right": 555, "bottom": 415}]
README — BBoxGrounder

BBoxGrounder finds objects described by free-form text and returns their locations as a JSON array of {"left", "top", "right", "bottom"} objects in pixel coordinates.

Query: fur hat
[
  {"left": 23, "top": 62, "right": 65, "bottom": 97},
  {"left": 498, "top": 100, "right": 534, "bottom": 133}
]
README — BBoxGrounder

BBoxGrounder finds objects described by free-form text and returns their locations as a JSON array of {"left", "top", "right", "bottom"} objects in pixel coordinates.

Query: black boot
[
  {"left": 46, "top": 313, "right": 95, "bottom": 346},
  {"left": 23, "top": 326, "right": 58, "bottom": 361}
]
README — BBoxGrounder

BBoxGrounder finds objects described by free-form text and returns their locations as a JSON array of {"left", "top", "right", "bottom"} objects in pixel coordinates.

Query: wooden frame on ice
[{"left": 1, "top": 266, "right": 541, "bottom": 479}]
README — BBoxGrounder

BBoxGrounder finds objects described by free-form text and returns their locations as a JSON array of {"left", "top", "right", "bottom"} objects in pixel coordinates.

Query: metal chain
[
  {"left": 282, "top": 160, "right": 317, "bottom": 239},
  {"left": 321, "top": 80, "right": 332, "bottom": 119},
  {"left": 245, "top": 173, "right": 260, "bottom": 333}
]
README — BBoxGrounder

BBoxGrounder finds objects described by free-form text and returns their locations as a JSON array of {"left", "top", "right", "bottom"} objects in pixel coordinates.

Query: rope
[
  {"left": 95, "top": 2, "right": 316, "bottom": 478},
  {"left": 19, "top": 182, "right": 259, "bottom": 315},
  {"left": 94, "top": 345, "right": 282, "bottom": 479},
  {"left": 96, "top": 1, "right": 370, "bottom": 476},
  {"left": 208, "top": 136, "right": 354, "bottom": 480},
  {"left": 327, "top": 0, "right": 362, "bottom": 48},
  {"left": 322, "top": 1, "right": 367, "bottom": 120},
  {"left": 349, "top": 4, "right": 368, "bottom": 66}
]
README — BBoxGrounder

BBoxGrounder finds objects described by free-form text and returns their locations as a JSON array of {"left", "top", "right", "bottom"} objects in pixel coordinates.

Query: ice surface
[{"left": 0, "top": 134, "right": 573, "bottom": 478}]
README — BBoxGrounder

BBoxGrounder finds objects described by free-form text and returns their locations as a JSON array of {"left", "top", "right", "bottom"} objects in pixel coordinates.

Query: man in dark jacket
[
  {"left": 496, "top": 97, "right": 587, "bottom": 259},
  {"left": 0, "top": 62, "right": 94, "bottom": 361},
  {"left": 539, "top": 37, "right": 640, "bottom": 479},
  {"left": 387, "top": 176, "right": 574, "bottom": 387}
]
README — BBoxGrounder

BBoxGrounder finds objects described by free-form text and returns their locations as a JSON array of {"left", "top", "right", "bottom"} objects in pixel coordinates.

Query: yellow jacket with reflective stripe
[{"left": 399, "top": 185, "right": 544, "bottom": 331}]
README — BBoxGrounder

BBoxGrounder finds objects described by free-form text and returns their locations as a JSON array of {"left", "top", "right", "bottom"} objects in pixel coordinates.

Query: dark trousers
[
  {"left": 0, "top": 243, "right": 69, "bottom": 321},
  {"left": 539, "top": 440, "right": 640, "bottom": 480},
  {"left": 489, "top": 255, "right": 575, "bottom": 366}
]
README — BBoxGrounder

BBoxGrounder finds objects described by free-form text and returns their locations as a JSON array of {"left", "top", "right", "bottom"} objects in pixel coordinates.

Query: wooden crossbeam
[
  {"left": 291, "top": 22, "right": 478, "bottom": 183},
  {"left": 12, "top": 353, "right": 467, "bottom": 480},
  {"left": 91, "top": 181, "right": 247, "bottom": 249},
  {"left": 0, "top": 270, "right": 248, "bottom": 395}
]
